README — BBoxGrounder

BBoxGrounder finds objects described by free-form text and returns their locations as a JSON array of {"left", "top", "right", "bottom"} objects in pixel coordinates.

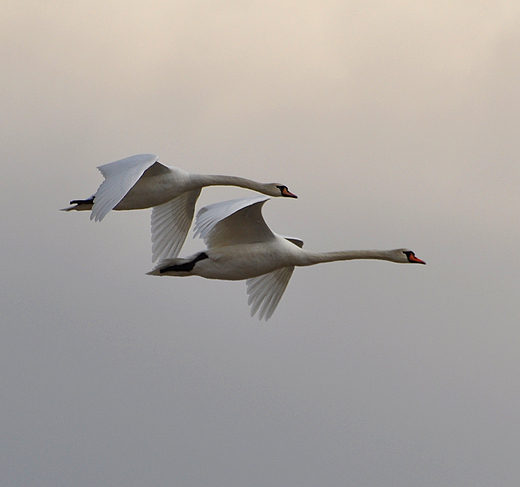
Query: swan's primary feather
[
  {"left": 151, "top": 189, "right": 201, "bottom": 262},
  {"left": 246, "top": 267, "right": 295, "bottom": 320}
]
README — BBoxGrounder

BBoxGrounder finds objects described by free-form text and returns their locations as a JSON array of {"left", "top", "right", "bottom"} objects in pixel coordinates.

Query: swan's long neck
[
  {"left": 189, "top": 174, "right": 268, "bottom": 193},
  {"left": 297, "top": 249, "right": 400, "bottom": 266}
]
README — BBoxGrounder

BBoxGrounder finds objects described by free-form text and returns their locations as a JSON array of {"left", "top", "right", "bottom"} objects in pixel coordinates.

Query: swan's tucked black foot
[
  {"left": 61, "top": 195, "right": 95, "bottom": 212},
  {"left": 69, "top": 196, "right": 95, "bottom": 205},
  {"left": 160, "top": 252, "right": 209, "bottom": 273}
]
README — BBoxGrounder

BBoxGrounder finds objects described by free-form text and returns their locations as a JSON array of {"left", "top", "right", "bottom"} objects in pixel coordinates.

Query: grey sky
[{"left": 2, "top": 1, "right": 520, "bottom": 486}]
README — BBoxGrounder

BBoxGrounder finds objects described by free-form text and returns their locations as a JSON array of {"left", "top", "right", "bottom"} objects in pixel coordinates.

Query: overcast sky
[{"left": 2, "top": 1, "right": 520, "bottom": 486}]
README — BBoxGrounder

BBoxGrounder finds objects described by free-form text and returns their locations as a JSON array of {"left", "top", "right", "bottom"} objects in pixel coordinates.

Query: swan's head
[
  {"left": 264, "top": 184, "right": 298, "bottom": 198},
  {"left": 393, "top": 248, "right": 426, "bottom": 264}
]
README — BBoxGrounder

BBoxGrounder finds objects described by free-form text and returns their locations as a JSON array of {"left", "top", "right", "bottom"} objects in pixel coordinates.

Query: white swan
[
  {"left": 148, "top": 195, "right": 426, "bottom": 320},
  {"left": 62, "top": 154, "right": 297, "bottom": 262}
]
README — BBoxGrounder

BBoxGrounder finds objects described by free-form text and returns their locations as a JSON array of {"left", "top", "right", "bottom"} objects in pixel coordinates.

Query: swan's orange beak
[
  {"left": 282, "top": 187, "right": 298, "bottom": 198},
  {"left": 409, "top": 254, "right": 426, "bottom": 264}
]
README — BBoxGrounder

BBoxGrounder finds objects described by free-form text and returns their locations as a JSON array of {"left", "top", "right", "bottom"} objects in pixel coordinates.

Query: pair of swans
[{"left": 65, "top": 154, "right": 425, "bottom": 320}]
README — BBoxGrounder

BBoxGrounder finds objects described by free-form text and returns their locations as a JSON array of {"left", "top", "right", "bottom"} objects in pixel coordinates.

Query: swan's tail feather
[{"left": 61, "top": 196, "right": 95, "bottom": 212}]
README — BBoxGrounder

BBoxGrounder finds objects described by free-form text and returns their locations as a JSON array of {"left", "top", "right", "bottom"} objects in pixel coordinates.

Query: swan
[
  {"left": 62, "top": 154, "right": 297, "bottom": 262},
  {"left": 148, "top": 195, "right": 426, "bottom": 320}
]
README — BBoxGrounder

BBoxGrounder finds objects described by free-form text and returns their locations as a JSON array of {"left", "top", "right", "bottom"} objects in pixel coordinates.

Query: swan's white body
[
  {"left": 62, "top": 154, "right": 296, "bottom": 262},
  {"left": 148, "top": 196, "right": 426, "bottom": 320}
]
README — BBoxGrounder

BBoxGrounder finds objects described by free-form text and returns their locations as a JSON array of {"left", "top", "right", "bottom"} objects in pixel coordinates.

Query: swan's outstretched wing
[
  {"left": 246, "top": 266, "right": 295, "bottom": 321},
  {"left": 193, "top": 195, "right": 275, "bottom": 248},
  {"left": 150, "top": 189, "right": 202, "bottom": 262},
  {"left": 91, "top": 154, "right": 165, "bottom": 221}
]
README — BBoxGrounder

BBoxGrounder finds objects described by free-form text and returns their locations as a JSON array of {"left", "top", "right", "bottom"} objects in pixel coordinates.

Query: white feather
[
  {"left": 91, "top": 154, "right": 159, "bottom": 222},
  {"left": 151, "top": 189, "right": 201, "bottom": 262},
  {"left": 246, "top": 267, "right": 295, "bottom": 321}
]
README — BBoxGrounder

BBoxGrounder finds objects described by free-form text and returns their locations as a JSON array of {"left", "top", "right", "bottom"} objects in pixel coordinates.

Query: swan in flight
[
  {"left": 62, "top": 154, "right": 297, "bottom": 262},
  {"left": 148, "top": 195, "right": 426, "bottom": 320}
]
